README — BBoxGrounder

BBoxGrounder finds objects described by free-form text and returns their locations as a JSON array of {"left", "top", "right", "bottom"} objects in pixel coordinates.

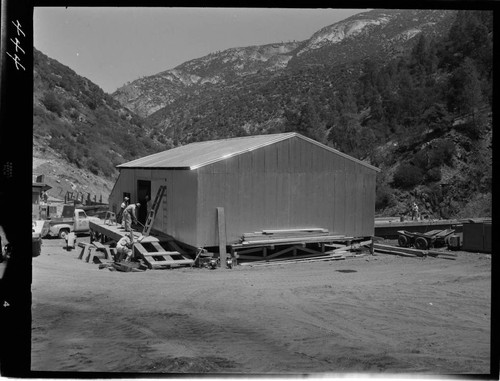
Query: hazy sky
[{"left": 34, "top": 7, "right": 368, "bottom": 94}]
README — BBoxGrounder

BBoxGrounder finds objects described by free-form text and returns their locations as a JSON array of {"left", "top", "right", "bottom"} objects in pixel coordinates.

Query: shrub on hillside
[
  {"left": 425, "top": 167, "right": 442, "bottom": 182},
  {"left": 41, "top": 91, "right": 64, "bottom": 116},
  {"left": 64, "top": 98, "right": 79, "bottom": 110},
  {"left": 455, "top": 119, "right": 485, "bottom": 140},
  {"left": 428, "top": 140, "right": 455, "bottom": 167},
  {"left": 392, "top": 163, "right": 423, "bottom": 189},
  {"left": 375, "top": 185, "right": 395, "bottom": 211},
  {"left": 411, "top": 149, "right": 429, "bottom": 171}
]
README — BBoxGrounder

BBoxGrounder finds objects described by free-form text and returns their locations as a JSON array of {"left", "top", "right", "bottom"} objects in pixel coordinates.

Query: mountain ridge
[{"left": 113, "top": 9, "right": 456, "bottom": 118}]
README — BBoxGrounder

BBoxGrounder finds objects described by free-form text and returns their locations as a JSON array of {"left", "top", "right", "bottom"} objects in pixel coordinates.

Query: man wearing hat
[
  {"left": 117, "top": 196, "right": 129, "bottom": 224},
  {"left": 123, "top": 202, "right": 140, "bottom": 232}
]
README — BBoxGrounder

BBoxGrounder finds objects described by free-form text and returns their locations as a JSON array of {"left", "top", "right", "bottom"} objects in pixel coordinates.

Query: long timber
[{"left": 89, "top": 220, "right": 170, "bottom": 243}]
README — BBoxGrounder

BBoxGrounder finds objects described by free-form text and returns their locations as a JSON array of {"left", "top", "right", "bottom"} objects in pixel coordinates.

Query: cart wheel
[
  {"left": 398, "top": 235, "right": 409, "bottom": 247},
  {"left": 415, "top": 237, "right": 429, "bottom": 250}
]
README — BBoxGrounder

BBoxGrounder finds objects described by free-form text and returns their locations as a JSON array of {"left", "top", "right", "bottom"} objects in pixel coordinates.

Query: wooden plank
[
  {"left": 373, "top": 248, "right": 419, "bottom": 257},
  {"left": 239, "top": 235, "right": 346, "bottom": 246},
  {"left": 77, "top": 243, "right": 93, "bottom": 260},
  {"left": 217, "top": 207, "right": 227, "bottom": 268},
  {"left": 232, "top": 236, "right": 350, "bottom": 249},
  {"left": 235, "top": 247, "right": 265, "bottom": 256},
  {"left": 242, "top": 255, "right": 346, "bottom": 267},
  {"left": 238, "top": 254, "right": 267, "bottom": 260},
  {"left": 324, "top": 244, "right": 347, "bottom": 249},
  {"left": 243, "top": 231, "right": 331, "bottom": 237},
  {"left": 133, "top": 243, "right": 153, "bottom": 269},
  {"left": 264, "top": 245, "right": 296, "bottom": 260},
  {"left": 89, "top": 251, "right": 112, "bottom": 265},
  {"left": 140, "top": 251, "right": 180, "bottom": 257},
  {"left": 427, "top": 250, "right": 457, "bottom": 258},
  {"left": 244, "top": 248, "right": 347, "bottom": 265},
  {"left": 374, "top": 243, "right": 425, "bottom": 256},
  {"left": 149, "top": 259, "right": 194, "bottom": 266},
  {"left": 295, "top": 246, "right": 324, "bottom": 256},
  {"left": 252, "top": 233, "right": 332, "bottom": 239},
  {"left": 92, "top": 241, "right": 112, "bottom": 260},
  {"left": 262, "top": 228, "right": 329, "bottom": 234}
]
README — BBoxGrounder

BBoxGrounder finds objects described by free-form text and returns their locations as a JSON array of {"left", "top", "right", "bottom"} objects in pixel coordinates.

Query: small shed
[{"left": 109, "top": 133, "right": 380, "bottom": 248}]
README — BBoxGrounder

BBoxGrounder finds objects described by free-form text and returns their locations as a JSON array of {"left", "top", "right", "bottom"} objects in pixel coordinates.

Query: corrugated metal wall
[
  {"left": 109, "top": 136, "right": 376, "bottom": 248},
  {"left": 109, "top": 168, "right": 198, "bottom": 245},
  {"left": 195, "top": 136, "right": 376, "bottom": 246}
]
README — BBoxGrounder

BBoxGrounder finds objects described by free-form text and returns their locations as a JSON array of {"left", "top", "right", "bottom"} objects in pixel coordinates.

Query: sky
[{"left": 34, "top": 7, "right": 368, "bottom": 94}]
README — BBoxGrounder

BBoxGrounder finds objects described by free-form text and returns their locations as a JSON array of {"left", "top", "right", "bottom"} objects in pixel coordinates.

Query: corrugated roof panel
[
  {"left": 117, "top": 132, "right": 380, "bottom": 172},
  {"left": 117, "top": 133, "right": 296, "bottom": 169}
]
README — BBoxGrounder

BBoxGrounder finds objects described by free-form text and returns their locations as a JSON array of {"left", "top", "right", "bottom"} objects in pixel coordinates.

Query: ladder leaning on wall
[{"left": 142, "top": 185, "right": 166, "bottom": 236}]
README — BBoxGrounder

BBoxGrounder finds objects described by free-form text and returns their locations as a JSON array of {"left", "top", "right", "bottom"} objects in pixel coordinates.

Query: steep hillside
[
  {"left": 114, "top": 9, "right": 456, "bottom": 121},
  {"left": 33, "top": 48, "right": 170, "bottom": 201},
  {"left": 289, "top": 9, "right": 455, "bottom": 68},
  {"left": 113, "top": 41, "right": 301, "bottom": 117}
]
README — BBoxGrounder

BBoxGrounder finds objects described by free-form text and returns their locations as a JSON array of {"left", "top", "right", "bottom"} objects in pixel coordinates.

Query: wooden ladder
[{"left": 142, "top": 185, "right": 166, "bottom": 236}]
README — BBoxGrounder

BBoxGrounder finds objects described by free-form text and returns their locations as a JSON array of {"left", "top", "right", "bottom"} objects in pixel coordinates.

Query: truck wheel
[
  {"left": 415, "top": 237, "right": 429, "bottom": 250},
  {"left": 59, "top": 229, "right": 70, "bottom": 240},
  {"left": 398, "top": 235, "right": 409, "bottom": 247}
]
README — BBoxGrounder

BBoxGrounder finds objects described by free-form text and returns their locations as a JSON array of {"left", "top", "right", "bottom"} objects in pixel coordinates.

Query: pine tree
[{"left": 448, "top": 58, "right": 483, "bottom": 117}]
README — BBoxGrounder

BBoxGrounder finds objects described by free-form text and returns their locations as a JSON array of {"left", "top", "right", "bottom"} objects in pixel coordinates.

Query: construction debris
[
  {"left": 374, "top": 243, "right": 426, "bottom": 257},
  {"left": 111, "top": 261, "right": 147, "bottom": 272},
  {"left": 373, "top": 243, "right": 457, "bottom": 260}
]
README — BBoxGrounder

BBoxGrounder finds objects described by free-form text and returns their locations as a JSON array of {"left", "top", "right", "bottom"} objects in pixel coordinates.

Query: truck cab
[{"left": 45, "top": 208, "right": 100, "bottom": 239}]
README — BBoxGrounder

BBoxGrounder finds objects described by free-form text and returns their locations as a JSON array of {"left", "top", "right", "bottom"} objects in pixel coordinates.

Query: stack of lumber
[
  {"left": 240, "top": 228, "right": 344, "bottom": 245},
  {"left": 240, "top": 250, "right": 347, "bottom": 267},
  {"left": 373, "top": 243, "right": 457, "bottom": 260}
]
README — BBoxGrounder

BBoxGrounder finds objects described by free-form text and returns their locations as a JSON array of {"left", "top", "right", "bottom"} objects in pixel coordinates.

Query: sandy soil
[{"left": 31, "top": 236, "right": 492, "bottom": 376}]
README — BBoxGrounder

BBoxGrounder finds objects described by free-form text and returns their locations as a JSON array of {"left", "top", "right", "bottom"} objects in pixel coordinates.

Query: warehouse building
[{"left": 109, "top": 132, "right": 380, "bottom": 248}]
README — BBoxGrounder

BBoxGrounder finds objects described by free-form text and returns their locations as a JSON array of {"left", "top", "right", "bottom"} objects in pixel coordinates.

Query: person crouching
[{"left": 116, "top": 234, "right": 135, "bottom": 262}]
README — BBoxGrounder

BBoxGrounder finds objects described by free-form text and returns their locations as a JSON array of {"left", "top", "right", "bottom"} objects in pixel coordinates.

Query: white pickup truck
[{"left": 42, "top": 206, "right": 101, "bottom": 239}]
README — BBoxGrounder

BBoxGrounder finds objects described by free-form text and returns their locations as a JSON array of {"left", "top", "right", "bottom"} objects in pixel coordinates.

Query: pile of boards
[
  {"left": 240, "top": 228, "right": 343, "bottom": 245},
  {"left": 240, "top": 249, "right": 367, "bottom": 267},
  {"left": 373, "top": 243, "right": 457, "bottom": 260}
]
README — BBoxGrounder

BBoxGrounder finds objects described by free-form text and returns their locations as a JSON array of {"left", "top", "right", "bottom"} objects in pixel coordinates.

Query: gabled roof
[{"left": 117, "top": 132, "right": 380, "bottom": 172}]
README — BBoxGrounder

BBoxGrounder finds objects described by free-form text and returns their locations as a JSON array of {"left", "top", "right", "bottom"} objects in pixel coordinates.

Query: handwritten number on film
[{"left": 6, "top": 20, "right": 26, "bottom": 71}]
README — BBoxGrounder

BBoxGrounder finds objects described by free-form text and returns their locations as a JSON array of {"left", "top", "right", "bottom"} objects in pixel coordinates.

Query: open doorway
[{"left": 137, "top": 180, "right": 151, "bottom": 225}]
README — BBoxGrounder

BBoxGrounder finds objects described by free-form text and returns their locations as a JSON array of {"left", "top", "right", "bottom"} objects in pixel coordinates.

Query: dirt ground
[{"left": 30, "top": 236, "right": 492, "bottom": 376}]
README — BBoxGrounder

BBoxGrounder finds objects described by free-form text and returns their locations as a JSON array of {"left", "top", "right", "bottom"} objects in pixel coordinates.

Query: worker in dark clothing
[
  {"left": 411, "top": 202, "right": 419, "bottom": 220},
  {"left": 123, "top": 202, "right": 140, "bottom": 232}
]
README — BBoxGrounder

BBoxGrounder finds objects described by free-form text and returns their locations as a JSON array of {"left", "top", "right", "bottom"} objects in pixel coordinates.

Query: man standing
[
  {"left": 123, "top": 202, "right": 140, "bottom": 232},
  {"left": 117, "top": 196, "right": 129, "bottom": 224},
  {"left": 411, "top": 202, "right": 419, "bottom": 221}
]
